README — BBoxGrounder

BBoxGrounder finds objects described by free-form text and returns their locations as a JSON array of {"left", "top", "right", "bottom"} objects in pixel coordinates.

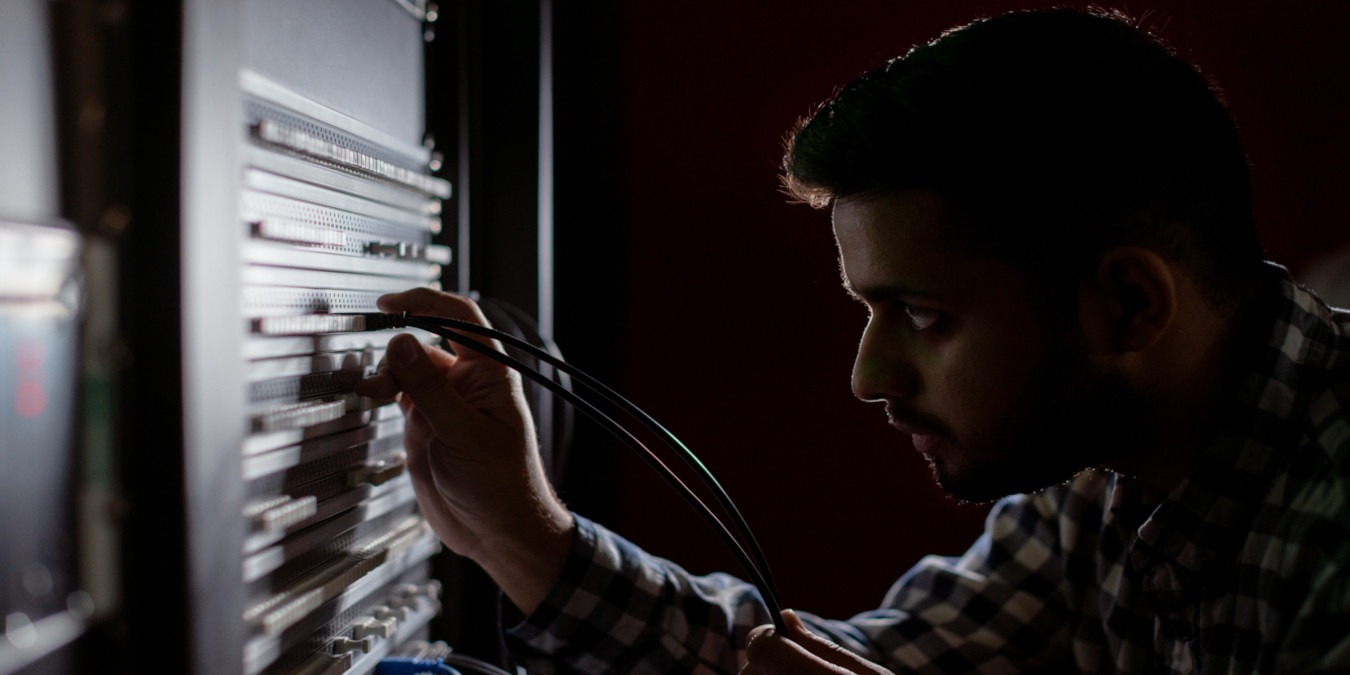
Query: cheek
[
  {"left": 932, "top": 359, "right": 983, "bottom": 409},
  {"left": 937, "top": 328, "right": 1054, "bottom": 435}
]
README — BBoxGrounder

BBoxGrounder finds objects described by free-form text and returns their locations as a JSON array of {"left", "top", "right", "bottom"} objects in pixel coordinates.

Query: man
[{"left": 358, "top": 8, "right": 1350, "bottom": 673}]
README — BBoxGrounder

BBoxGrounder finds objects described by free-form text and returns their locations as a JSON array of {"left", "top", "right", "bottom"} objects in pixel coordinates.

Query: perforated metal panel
[
  {"left": 176, "top": 2, "right": 451, "bottom": 673},
  {"left": 31, "top": 0, "right": 551, "bottom": 670}
]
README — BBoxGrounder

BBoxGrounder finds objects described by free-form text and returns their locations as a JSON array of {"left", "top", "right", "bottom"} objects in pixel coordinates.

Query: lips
[
  {"left": 909, "top": 432, "right": 942, "bottom": 455},
  {"left": 885, "top": 405, "right": 949, "bottom": 454},
  {"left": 885, "top": 408, "right": 941, "bottom": 436}
]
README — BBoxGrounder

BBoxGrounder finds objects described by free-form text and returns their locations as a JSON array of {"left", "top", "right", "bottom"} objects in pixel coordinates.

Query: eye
[{"left": 903, "top": 305, "right": 940, "bottom": 331}]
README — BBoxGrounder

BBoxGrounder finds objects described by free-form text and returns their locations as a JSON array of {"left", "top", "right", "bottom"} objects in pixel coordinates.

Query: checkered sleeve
[
  {"left": 1279, "top": 566, "right": 1350, "bottom": 672},
  {"left": 506, "top": 487, "right": 1086, "bottom": 674},
  {"left": 504, "top": 515, "right": 773, "bottom": 673},
  {"left": 1266, "top": 423, "right": 1350, "bottom": 673}
]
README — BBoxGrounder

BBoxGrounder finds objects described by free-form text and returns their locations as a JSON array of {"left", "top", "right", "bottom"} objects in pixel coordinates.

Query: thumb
[
  {"left": 384, "top": 333, "right": 477, "bottom": 441},
  {"left": 782, "top": 610, "right": 891, "bottom": 674},
  {"left": 386, "top": 333, "right": 442, "bottom": 390}
]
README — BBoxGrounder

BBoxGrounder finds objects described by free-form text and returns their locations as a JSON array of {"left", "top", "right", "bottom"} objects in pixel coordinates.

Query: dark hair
[{"left": 782, "top": 8, "right": 1265, "bottom": 306}]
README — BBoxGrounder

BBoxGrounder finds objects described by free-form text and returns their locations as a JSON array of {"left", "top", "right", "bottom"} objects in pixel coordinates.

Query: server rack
[
  {"left": 4, "top": 0, "right": 538, "bottom": 673},
  {"left": 185, "top": 2, "right": 451, "bottom": 673},
  {"left": 2, "top": 0, "right": 558, "bottom": 671}
]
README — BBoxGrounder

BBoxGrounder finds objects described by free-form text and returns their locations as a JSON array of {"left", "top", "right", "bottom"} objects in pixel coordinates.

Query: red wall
[{"left": 590, "top": 1, "right": 1350, "bottom": 620}]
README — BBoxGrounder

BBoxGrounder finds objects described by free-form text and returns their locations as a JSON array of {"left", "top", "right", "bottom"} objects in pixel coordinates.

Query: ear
[{"left": 1080, "top": 247, "right": 1178, "bottom": 353}]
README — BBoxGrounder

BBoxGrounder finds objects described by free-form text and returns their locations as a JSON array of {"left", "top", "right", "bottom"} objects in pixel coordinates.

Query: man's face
[{"left": 835, "top": 189, "right": 1141, "bottom": 502}]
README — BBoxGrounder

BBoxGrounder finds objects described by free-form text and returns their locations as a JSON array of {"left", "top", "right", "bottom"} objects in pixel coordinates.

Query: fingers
[
  {"left": 378, "top": 288, "right": 504, "bottom": 361},
  {"left": 742, "top": 611, "right": 892, "bottom": 675},
  {"left": 381, "top": 333, "right": 484, "bottom": 445},
  {"left": 355, "top": 334, "right": 452, "bottom": 402},
  {"left": 783, "top": 611, "right": 882, "bottom": 673},
  {"left": 377, "top": 287, "right": 487, "bottom": 321},
  {"left": 402, "top": 404, "right": 455, "bottom": 536},
  {"left": 402, "top": 403, "right": 433, "bottom": 490},
  {"left": 354, "top": 369, "right": 400, "bottom": 401},
  {"left": 743, "top": 623, "right": 841, "bottom": 675}
]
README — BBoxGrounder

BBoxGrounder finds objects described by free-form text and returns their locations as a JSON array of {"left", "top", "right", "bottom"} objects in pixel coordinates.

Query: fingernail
[
  {"left": 783, "top": 609, "right": 811, "bottom": 635},
  {"left": 392, "top": 337, "right": 419, "bottom": 366}
]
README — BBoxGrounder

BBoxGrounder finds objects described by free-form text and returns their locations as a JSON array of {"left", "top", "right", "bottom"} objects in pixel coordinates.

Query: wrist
[{"left": 472, "top": 496, "right": 575, "bottom": 616}]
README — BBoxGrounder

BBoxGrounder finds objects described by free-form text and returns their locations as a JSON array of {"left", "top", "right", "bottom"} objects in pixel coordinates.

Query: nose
[{"left": 851, "top": 318, "right": 920, "bottom": 402}]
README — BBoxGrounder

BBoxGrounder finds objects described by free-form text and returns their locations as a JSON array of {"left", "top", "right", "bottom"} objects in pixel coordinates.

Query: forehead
[
  {"left": 832, "top": 189, "right": 966, "bottom": 289},
  {"left": 831, "top": 189, "right": 1042, "bottom": 309}
]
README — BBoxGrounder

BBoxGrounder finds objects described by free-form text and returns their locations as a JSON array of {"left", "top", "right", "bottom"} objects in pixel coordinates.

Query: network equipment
[
  {"left": 52, "top": 0, "right": 456, "bottom": 673},
  {"left": 3, "top": 0, "right": 558, "bottom": 672},
  {"left": 227, "top": 3, "right": 452, "bottom": 671},
  {"left": 234, "top": 67, "right": 450, "bottom": 674}
]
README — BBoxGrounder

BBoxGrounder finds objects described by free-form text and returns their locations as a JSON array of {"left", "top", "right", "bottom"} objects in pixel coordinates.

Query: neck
[{"left": 1105, "top": 279, "right": 1269, "bottom": 494}]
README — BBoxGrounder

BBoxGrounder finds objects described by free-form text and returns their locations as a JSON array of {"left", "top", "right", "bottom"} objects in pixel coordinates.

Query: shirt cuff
[
  {"left": 502, "top": 512, "right": 602, "bottom": 632},
  {"left": 503, "top": 513, "right": 666, "bottom": 667}
]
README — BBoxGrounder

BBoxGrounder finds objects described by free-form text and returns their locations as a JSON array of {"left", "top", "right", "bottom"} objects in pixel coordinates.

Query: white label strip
[
  {"left": 255, "top": 119, "right": 452, "bottom": 199},
  {"left": 253, "top": 219, "right": 349, "bottom": 248}
]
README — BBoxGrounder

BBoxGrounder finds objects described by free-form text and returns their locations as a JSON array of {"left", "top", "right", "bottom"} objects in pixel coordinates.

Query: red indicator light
[{"left": 14, "top": 340, "right": 47, "bottom": 418}]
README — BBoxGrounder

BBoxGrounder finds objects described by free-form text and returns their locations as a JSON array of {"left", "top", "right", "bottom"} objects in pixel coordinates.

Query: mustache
[{"left": 885, "top": 405, "right": 951, "bottom": 437}]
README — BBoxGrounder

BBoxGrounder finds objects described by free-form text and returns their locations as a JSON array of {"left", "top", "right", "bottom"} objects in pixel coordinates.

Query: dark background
[{"left": 540, "top": 1, "right": 1350, "bottom": 620}]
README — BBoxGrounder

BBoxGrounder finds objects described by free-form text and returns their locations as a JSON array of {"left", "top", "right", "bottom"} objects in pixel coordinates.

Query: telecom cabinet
[
  {"left": 2, "top": 0, "right": 559, "bottom": 671},
  {"left": 27, "top": 0, "right": 461, "bottom": 673},
  {"left": 180, "top": 2, "right": 448, "bottom": 673}
]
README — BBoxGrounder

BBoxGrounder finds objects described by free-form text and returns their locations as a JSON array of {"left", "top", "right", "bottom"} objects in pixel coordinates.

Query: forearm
[
  {"left": 472, "top": 492, "right": 576, "bottom": 616},
  {"left": 505, "top": 516, "right": 774, "bottom": 674}
]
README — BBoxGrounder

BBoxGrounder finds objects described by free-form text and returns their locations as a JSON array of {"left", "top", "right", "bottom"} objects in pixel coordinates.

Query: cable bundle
[{"left": 357, "top": 311, "right": 787, "bottom": 633}]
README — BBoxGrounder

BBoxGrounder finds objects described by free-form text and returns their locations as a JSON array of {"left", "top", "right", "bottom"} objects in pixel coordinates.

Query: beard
[{"left": 927, "top": 337, "right": 1151, "bottom": 504}]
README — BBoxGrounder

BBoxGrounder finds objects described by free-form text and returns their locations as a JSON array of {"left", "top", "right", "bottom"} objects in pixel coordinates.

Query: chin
[{"left": 929, "top": 453, "right": 1087, "bottom": 504}]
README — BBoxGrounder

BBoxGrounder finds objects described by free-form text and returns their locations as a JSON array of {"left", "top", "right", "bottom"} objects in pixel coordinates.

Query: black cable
[
  {"left": 476, "top": 296, "right": 576, "bottom": 481},
  {"left": 474, "top": 296, "right": 575, "bottom": 486},
  {"left": 362, "top": 313, "right": 786, "bottom": 631},
  {"left": 402, "top": 314, "right": 783, "bottom": 612},
  {"left": 417, "top": 319, "right": 785, "bottom": 627}
]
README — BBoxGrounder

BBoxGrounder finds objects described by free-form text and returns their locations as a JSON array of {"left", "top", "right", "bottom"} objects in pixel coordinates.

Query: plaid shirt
[{"left": 504, "top": 264, "right": 1350, "bottom": 673}]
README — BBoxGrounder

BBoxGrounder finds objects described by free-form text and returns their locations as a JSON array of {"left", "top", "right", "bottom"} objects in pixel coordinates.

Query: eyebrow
[
  {"left": 839, "top": 271, "right": 934, "bottom": 303},
  {"left": 836, "top": 254, "right": 946, "bottom": 303}
]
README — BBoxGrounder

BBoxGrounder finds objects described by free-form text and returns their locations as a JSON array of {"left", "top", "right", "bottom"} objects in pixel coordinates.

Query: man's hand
[
  {"left": 742, "top": 611, "right": 895, "bottom": 675},
  {"left": 356, "top": 288, "right": 574, "bottom": 615}
]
